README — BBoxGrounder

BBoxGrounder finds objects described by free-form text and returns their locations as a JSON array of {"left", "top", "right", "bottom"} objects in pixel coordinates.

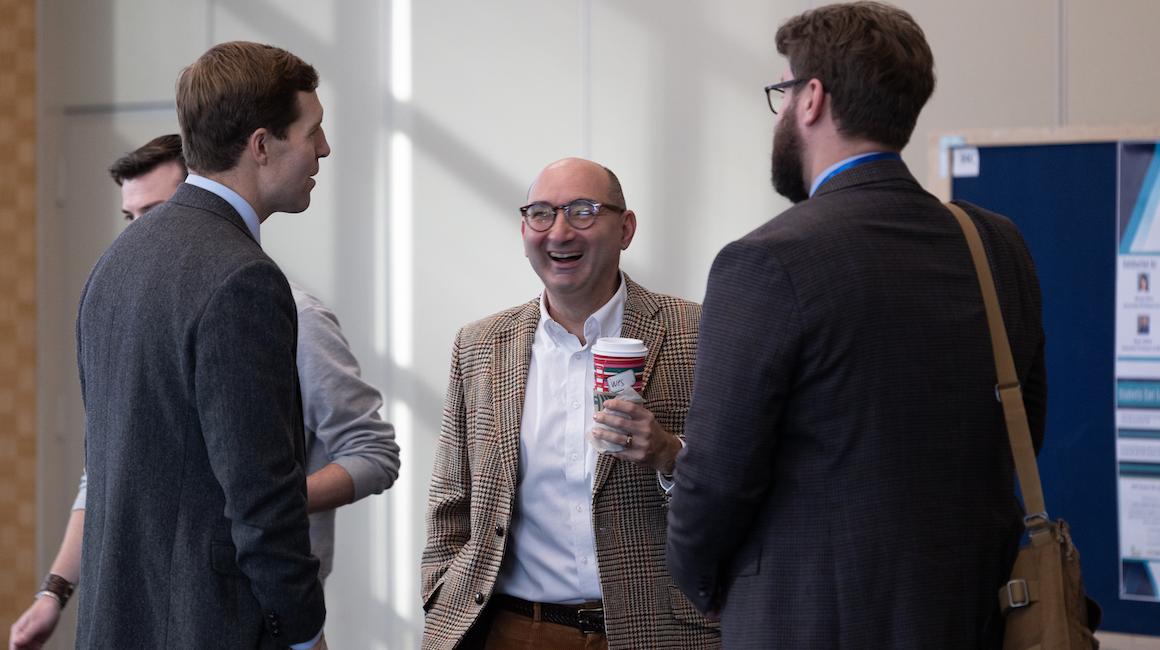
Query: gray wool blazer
[
  {"left": 75, "top": 183, "right": 325, "bottom": 649},
  {"left": 667, "top": 160, "right": 1046, "bottom": 649}
]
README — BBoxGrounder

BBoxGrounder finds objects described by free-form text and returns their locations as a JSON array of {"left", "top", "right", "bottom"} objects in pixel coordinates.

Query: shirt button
[
  {"left": 475, "top": 592, "right": 485, "bottom": 605},
  {"left": 575, "top": 504, "right": 582, "bottom": 512},
  {"left": 571, "top": 453, "right": 579, "bottom": 461},
  {"left": 571, "top": 401, "right": 580, "bottom": 409},
  {"left": 581, "top": 557, "right": 589, "bottom": 565},
  {"left": 573, "top": 353, "right": 582, "bottom": 360}
]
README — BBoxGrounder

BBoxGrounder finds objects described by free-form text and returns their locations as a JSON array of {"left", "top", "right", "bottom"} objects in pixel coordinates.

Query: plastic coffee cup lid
[{"left": 592, "top": 337, "right": 647, "bottom": 356}]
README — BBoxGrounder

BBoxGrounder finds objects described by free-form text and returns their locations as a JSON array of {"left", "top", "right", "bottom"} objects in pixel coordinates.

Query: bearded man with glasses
[
  {"left": 667, "top": 2, "right": 1048, "bottom": 648},
  {"left": 422, "top": 157, "right": 719, "bottom": 650}
]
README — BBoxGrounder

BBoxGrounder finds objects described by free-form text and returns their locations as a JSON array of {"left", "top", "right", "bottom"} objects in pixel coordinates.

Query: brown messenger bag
[{"left": 946, "top": 201, "right": 1101, "bottom": 649}]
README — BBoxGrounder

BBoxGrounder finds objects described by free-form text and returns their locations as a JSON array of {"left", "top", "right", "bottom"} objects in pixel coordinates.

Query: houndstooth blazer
[{"left": 422, "top": 275, "right": 721, "bottom": 649}]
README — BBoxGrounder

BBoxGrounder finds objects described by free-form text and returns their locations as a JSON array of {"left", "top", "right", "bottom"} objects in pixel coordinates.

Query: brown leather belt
[{"left": 492, "top": 594, "right": 605, "bottom": 634}]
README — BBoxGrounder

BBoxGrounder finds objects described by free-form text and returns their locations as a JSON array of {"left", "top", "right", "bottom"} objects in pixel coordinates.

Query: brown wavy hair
[
  {"left": 176, "top": 42, "right": 318, "bottom": 173},
  {"left": 775, "top": 1, "right": 934, "bottom": 150}
]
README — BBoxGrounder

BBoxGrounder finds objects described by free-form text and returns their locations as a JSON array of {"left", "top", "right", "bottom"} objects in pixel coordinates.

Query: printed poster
[{"left": 1116, "top": 141, "right": 1160, "bottom": 601}]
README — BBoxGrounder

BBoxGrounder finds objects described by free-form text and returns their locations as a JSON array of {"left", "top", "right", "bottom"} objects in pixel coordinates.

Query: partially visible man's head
[
  {"left": 522, "top": 158, "right": 636, "bottom": 313},
  {"left": 775, "top": 1, "right": 935, "bottom": 150},
  {"left": 109, "top": 134, "right": 187, "bottom": 220},
  {"left": 176, "top": 41, "right": 321, "bottom": 174}
]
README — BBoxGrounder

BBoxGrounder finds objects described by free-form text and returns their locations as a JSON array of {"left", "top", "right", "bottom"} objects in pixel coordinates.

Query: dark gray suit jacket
[
  {"left": 75, "top": 184, "right": 325, "bottom": 649},
  {"left": 667, "top": 160, "right": 1046, "bottom": 649}
]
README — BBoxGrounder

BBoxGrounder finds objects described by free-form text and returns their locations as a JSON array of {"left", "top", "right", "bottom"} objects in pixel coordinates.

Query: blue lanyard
[{"left": 812, "top": 152, "right": 901, "bottom": 195}]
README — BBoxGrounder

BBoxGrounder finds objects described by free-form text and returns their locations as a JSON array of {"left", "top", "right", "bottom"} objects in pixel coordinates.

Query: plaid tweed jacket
[{"left": 422, "top": 275, "right": 720, "bottom": 649}]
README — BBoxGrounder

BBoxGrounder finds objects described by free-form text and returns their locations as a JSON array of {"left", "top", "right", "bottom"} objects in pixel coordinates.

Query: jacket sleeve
[
  {"left": 421, "top": 327, "right": 473, "bottom": 607},
  {"left": 297, "top": 300, "right": 400, "bottom": 498},
  {"left": 195, "top": 261, "right": 325, "bottom": 645},
  {"left": 667, "top": 239, "right": 802, "bottom": 613},
  {"left": 1013, "top": 233, "right": 1047, "bottom": 455}
]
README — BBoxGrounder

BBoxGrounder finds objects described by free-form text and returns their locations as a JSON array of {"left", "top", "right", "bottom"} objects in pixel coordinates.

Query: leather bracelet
[
  {"left": 38, "top": 573, "right": 74, "bottom": 609},
  {"left": 34, "top": 590, "right": 63, "bottom": 607}
]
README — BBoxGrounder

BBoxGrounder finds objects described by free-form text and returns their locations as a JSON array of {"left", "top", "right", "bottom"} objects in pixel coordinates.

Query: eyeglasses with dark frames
[
  {"left": 764, "top": 78, "right": 808, "bottom": 114},
  {"left": 519, "top": 199, "right": 625, "bottom": 232}
]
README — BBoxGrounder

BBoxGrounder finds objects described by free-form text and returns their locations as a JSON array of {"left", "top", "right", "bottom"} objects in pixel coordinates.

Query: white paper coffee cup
[{"left": 590, "top": 337, "right": 648, "bottom": 453}]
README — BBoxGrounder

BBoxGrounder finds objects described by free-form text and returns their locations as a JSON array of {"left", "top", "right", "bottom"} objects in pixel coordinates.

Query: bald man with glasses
[{"left": 421, "top": 158, "right": 720, "bottom": 650}]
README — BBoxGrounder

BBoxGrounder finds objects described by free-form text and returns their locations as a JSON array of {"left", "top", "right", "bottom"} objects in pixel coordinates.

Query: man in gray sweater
[{"left": 9, "top": 134, "right": 400, "bottom": 649}]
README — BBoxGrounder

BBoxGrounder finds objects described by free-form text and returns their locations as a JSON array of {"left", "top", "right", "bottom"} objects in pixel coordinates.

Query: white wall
[{"left": 35, "top": 1, "right": 1160, "bottom": 648}]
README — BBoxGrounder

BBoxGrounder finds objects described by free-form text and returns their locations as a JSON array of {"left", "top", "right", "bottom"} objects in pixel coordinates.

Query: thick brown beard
[{"left": 770, "top": 101, "right": 809, "bottom": 204}]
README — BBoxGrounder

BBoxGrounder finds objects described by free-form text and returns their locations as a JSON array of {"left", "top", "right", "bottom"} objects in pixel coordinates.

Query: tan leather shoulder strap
[{"left": 945, "top": 201, "right": 1047, "bottom": 523}]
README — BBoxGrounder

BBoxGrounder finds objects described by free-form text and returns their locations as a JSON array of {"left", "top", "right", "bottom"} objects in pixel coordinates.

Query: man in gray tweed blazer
[
  {"left": 11, "top": 135, "right": 399, "bottom": 649},
  {"left": 75, "top": 43, "right": 332, "bottom": 649},
  {"left": 423, "top": 158, "right": 719, "bottom": 649},
  {"left": 668, "top": 3, "right": 1047, "bottom": 648}
]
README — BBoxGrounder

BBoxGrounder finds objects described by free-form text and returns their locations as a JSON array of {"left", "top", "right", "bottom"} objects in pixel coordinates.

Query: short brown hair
[
  {"left": 176, "top": 41, "right": 319, "bottom": 173},
  {"left": 775, "top": 1, "right": 934, "bottom": 150},
  {"left": 603, "top": 165, "right": 626, "bottom": 208},
  {"left": 108, "top": 134, "right": 187, "bottom": 186}
]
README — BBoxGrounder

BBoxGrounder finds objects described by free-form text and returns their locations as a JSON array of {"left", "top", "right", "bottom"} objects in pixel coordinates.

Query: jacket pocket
[
  {"left": 727, "top": 542, "right": 761, "bottom": 577},
  {"left": 423, "top": 581, "right": 444, "bottom": 614},
  {"left": 210, "top": 541, "right": 244, "bottom": 577},
  {"left": 668, "top": 585, "right": 721, "bottom": 630}
]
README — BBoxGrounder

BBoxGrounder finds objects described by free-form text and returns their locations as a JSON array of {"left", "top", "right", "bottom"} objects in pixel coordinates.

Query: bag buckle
[
  {"left": 1005, "top": 579, "right": 1031, "bottom": 609},
  {"left": 995, "top": 381, "right": 1021, "bottom": 402},
  {"left": 1023, "top": 511, "right": 1050, "bottom": 530}
]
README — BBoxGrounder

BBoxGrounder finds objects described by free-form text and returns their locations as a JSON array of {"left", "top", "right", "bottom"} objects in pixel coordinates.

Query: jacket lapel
[
  {"left": 492, "top": 300, "right": 539, "bottom": 492},
  {"left": 593, "top": 276, "right": 664, "bottom": 495}
]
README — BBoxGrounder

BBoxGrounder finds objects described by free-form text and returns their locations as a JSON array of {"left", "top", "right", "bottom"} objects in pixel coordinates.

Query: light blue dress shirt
[{"left": 184, "top": 174, "right": 262, "bottom": 245}]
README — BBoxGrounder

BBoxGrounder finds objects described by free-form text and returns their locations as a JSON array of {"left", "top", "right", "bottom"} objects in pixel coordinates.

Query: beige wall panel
[
  {"left": 41, "top": 0, "right": 207, "bottom": 107},
  {"left": 408, "top": 0, "right": 586, "bottom": 333},
  {"left": 407, "top": 0, "right": 588, "bottom": 530},
  {"left": 0, "top": 0, "right": 36, "bottom": 628},
  {"left": 212, "top": 0, "right": 380, "bottom": 324},
  {"left": 406, "top": 0, "right": 589, "bottom": 438},
  {"left": 1066, "top": 0, "right": 1160, "bottom": 126},
  {"left": 898, "top": 0, "right": 1059, "bottom": 192},
  {"left": 589, "top": 0, "right": 810, "bottom": 303}
]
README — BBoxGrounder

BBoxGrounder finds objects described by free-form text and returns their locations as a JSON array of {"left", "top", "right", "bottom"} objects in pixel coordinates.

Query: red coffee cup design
[{"left": 593, "top": 337, "right": 647, "bottom": 394}]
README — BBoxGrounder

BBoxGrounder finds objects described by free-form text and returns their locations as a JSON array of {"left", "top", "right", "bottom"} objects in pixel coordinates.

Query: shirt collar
[
  {"left": 185, "top": 174, "right": 262, "bottom": 245},
  {"left": 809, "top": 151, "right": 891, "bottom": 197},
  {"left": 538, "top": 273, "right": 627, "bottom": 348}
]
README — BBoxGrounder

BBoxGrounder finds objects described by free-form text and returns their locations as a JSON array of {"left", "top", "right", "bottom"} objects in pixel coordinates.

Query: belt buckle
[{"left": 576, "top": 607, "right": 604, "bottom": 635}]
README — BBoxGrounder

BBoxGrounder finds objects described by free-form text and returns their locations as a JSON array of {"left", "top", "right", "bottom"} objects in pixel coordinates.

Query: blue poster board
[{"left": 952, "top": 141, "right": 1158, "bottom": 634}]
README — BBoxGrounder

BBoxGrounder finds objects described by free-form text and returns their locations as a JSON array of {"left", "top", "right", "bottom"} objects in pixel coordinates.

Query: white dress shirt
[{"left": 494, "top": 276, "right": 627, "bottom": 604}]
